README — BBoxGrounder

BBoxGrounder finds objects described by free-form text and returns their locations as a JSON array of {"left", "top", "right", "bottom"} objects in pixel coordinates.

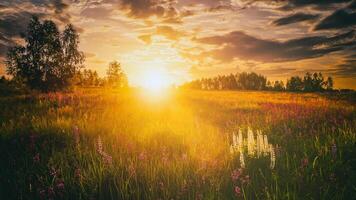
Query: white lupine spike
[
  {"left": 263, "top": 135, "right": 269, "bottom": 155},
  {"left": 240, "top": 152, "right": 245, "bottom": 168},
  {"left": 270, "top": 144, "right": 276, "bottom": 169},
  {"left": 230, "top": 145, "right": 234, "bottom": 154},
  {"left": 247, "top": 128, "right": 255, "bottom": 156},
  {"left": 233, "top": 132, "right": 238, "bottom": 147},
  {"left": 230, "top": 127, "right": 276, "bottom": 169},
  {"left": 238, "top": 130, "right": 243, "bottom": 151}
]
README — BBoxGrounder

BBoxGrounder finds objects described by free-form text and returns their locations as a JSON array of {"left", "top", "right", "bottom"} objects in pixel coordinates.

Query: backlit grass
[{"left": 0, "top": 89, "right": 355, "bottom": 199}]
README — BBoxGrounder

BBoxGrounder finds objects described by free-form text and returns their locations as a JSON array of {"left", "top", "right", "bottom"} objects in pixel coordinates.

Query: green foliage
[
  {"left": 184, "top": 72, "right": 335, "bottom": 92},
  {"left": 5, "top": 16, "right": 84, "bottom": 92}
]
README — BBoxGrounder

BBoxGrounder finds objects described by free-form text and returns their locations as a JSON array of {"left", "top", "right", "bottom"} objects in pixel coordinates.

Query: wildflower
[
  {"left": 75, "top": 168, "right": 82, "bottom": 180},
  {"left": 56, "top": 180, "right": 65, "bottom": 190},
  {"left": 247, "top": 128, "right": 255, "bottom": 156},
  {"left": 270, "top": 145, "right": 276, "bottom": 169},
  {"left": 128, "top": 162, "right": 136, "bottom": 177},
  {"left": 230, "top": 145, "right": 234, "bottom": 154},
  {"left": 33, "top": 153, "right": 40, "bottom": 163},
  {"left": 47, "top": 187, "right": 55, "bottom": 198},
  {"left": 39, "top": 189, "right": 46, "bottom": 199},
  {"left": 96, "top": 136, "right": 103, "bottom": 154},
  {"left": 139, "top": 152, "right": 146, "bottom": 161},
  {"left": 96, "top": 136, "right": 112, "bottom": 166},
  {"left": 301, "top": 157, "right": 309, "bottom": 168},
  {"left": 240, "top": 152, "right": 245, "bottom": 168},
  {"left": 101, "top": 152, "right": 113, "bottom": 165},
  {"left": 50, "top": 167, "right": 57, "bottom": 177},
  {"left": 234, "top": 186, "right": 241, "bottom": 196},
  {"left": 231, "top": 169, "right": 242, "bottom": 181},
  {"left": 159, "top": 181, "right": 164, "bottom": 190}
]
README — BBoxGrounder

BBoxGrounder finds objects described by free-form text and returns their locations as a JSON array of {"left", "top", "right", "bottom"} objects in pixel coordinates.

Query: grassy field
[{"left": 0, "top": 89, "right": 355, "bottom": 200}]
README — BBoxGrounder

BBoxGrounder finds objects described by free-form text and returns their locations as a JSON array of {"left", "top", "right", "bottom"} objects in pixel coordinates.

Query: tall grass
[{"left": 0, "top": 89, "right": 355, "bottom": 199}]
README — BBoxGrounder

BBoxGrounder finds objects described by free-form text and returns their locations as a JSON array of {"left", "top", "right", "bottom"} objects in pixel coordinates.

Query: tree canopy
[
  {"left": 182, "top": 72, "right": 334, "bottom": 92},
  {"left": 5, "top": 16, "right": 84, "bottom": 92}
]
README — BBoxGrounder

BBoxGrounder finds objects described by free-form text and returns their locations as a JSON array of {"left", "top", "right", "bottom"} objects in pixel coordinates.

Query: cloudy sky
[{"left": 0, "top": 0, "right": 355, "bottom": 88}]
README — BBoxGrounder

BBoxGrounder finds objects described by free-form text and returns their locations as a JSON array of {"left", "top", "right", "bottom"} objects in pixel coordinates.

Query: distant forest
[{"left": 181, "top": 72, "right": 335, "bottom": 92}]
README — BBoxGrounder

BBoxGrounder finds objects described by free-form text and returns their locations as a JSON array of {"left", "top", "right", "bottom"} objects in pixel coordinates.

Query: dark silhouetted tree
[
  {"left": 5, "top": 16, "right": 84, "bottom": 92},
  {"left": 326, "top": 76, "right": 333, "bottom": 91},
  {"left": 272, "top": 81, "right": 285, "bottom": 91},
  {"left": 286, "top": 76, "right": 303, "bottom": 91}
]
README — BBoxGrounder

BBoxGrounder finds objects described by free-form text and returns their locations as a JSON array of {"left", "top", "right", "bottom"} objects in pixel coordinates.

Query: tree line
[
  {"left": 3, "top": 16, "right": 128, "bottom": 92},
  {"left": 71, "top": 61, "right": 128, "bottom": 88},
  {"left": 182, "top": 72, "right": 334, "bottom": 92}
]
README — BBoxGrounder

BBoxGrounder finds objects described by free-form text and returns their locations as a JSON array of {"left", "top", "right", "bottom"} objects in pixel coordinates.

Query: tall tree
[
  {"left": 326, "top": 76, "right": 333, "bottom": 91},
  {"left": 5, "top": 16, "right": 84, "bottom": 91},
  {"left": 106, "top": 61, "right": 128, "bottom": 88},
  {"left": 286, "top": 76, "right": 303, "bottom": 91}
]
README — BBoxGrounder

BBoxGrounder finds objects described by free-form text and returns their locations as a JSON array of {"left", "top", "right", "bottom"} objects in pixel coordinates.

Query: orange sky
[{"left": 0, "top": 0, "right": 355, "bottom": 89}]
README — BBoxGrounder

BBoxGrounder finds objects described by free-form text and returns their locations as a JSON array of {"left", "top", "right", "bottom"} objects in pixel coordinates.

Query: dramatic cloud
[
  {"left": 314, "top": 9, "right": 356, "bottom": 30},
  {"left": 195, "top": 30, "right": 355, "bottom": 62},
  {"left": 272, "top": 13, "right": 320, "bottom": 26},
  {"left": 277, "top": 0, "right": 352, "bottom": 10},
  {"left": 0, "top": 0, "right": 71, "bottom": 61},
  {"left": 138, "top": 25, "right": 186, "bottom": 43},
  {"left": 0, "top": 0, "right": 355, "bottom": 88},
  {"left": 120, "top": 0, "right": 184, "bottom": 20}
]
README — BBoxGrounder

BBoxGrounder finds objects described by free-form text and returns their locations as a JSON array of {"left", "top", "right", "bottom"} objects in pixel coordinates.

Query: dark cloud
[
  {"left": 119, "top": 0, "right": 195, "bottom": 23},
  {"left": 277, "top": 0, "right": 352, "bottom": 10},
  {"left": 272, "top": 12, "right": 320, "bottom": 26},
  {"left": 0, "top": 0, "right": 72, "bottom": 62},
  {"left": 1, "top": 0, "right": 69, "bottom": 14},
  {"left": 195, "top": 30, "right": 355, "bottom": 63},
  {"left": 314, "top": 9, "right": 356, "bottom": 30},
  {"left": 0, "top": 11, "right": 37, "bottom": 38}
]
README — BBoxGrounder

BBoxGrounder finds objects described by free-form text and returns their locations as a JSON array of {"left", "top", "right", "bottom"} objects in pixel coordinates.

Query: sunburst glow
[{"left": 141, "top": 70, "right": 169, "bottom": 93}]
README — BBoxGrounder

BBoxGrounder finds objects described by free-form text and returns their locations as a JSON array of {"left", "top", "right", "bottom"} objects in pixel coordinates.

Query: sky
[{"left": 0, "top": 0, "right": 355, "bottom": 89}]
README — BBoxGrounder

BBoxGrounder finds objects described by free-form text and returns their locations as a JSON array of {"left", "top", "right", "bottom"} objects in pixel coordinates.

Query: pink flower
[
  {"left": 50, "top": 167, "right": 57, "bottom": 177},
  {"left": 56, "top": 180, "right": 65, "bottom": 190},
  {"left": 75, "top": 168, "right": 82, "bottom": 179},
  {"left": 96, "top": 136, "right": 103, "bottom": 154},
  {"left": 33, "top": 153, "right": 40, "bottom": 163},
  {"left": 139, "top": 152, "right": 146, "bottom": 161},
  {"left": 47, "top": 187, "right": 55, "bottom": 198},
  {"left": 234, "top": 186, "right": 241, "bottom": 196},
  {"left": 301, "top": 158, "right": 309, "bottom": 168},
  {"left": 39, "top": 189, "right": 46, "bottom": 199},
  {"left": 231, "top": 169, "right": 241, "bottom": 181}
]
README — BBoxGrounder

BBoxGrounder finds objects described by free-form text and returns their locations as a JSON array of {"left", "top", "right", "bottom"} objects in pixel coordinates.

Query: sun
[
  {"left": 142, "top": 70, "right": 168, "bottom": 92},
  {"left": 137, "top": 67, "right": 175, "bottom": 95}
]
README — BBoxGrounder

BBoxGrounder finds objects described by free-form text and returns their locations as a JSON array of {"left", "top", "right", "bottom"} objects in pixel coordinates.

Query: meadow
[{"left": 0, "top": 89, "right": 355, "bottom": 200}]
